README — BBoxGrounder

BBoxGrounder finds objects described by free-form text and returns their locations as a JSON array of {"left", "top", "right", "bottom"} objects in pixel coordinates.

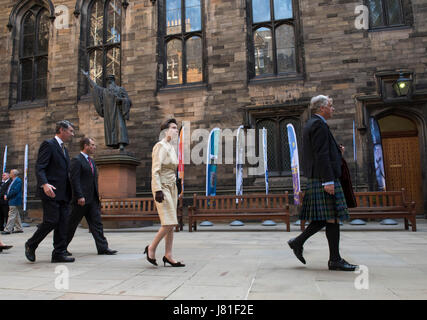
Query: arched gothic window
[
  {"left": 256, "top": 116, "right": 302, "bottom": 176},
  {"left": 158, "top": 0, "right": 204, "bottom": 87},
  {"left": 248, "top": 0, "right": 302, "bottom": 79},
  {"left": 79, "top": 0, "right": 122, "bottom": 95},
  {"left": 367, "top": 0, "right": 405, "bottom": 29},
  {"left": 19, "top": 5, "right": 49, "bottom": 102}
]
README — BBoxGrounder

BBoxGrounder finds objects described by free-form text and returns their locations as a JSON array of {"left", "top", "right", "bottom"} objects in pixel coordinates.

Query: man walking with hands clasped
[
  {"left": 65, "top": 137, "right": 117, "bottom": 256},
  {"left": 288, "top": 95, "right": 358, "bottom": 271}
]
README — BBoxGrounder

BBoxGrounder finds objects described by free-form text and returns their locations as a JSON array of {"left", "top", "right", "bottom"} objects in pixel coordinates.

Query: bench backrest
[
  {"left": 100, "top": 197, "right": 183, "bottom": 215},
  {"left": 354, "top": 190, "right": 405, "bottom": 208},
  {"left": 298, "top": 189, "right": 409, "bottom": 209},
  {"left": 193, "top": 193, "right": 289, "bottom": 211}
]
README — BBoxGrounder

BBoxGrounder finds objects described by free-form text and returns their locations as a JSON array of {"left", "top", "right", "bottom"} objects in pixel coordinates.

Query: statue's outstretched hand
[{"left": 81, "top": 69, "right": 89, "bottom": 77}]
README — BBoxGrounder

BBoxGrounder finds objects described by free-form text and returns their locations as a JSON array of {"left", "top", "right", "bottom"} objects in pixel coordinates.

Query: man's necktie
[
  {"left": 88, "top": 156, "right": 94, "bottom": 174},
  {"left": 61, "top": 143, "right": 66, "bottom": 156}
]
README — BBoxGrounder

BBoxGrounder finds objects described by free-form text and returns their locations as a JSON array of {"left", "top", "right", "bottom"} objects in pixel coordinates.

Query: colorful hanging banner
[
  {"left": 286, "top": 124, "right": 301, "bottom": 205},
  {"left": 178, "top": 126, "right": 184, "bottom": 196},
  {"left": 369, "top": 117, "right": 386, "bottom": 191},
  {"left": 2, "top": 145, "right": 7, "bottom": 174},
  {"left": 23, "top": 144, "right": 28, "bottom": 211},
  {"left": 236, "top": 125, "right": 244, "bottom": 199},
  {"left": 206, "top": 128, "right": 220, "bottom": 196},
  {"left": 262, "top": 128, "right": 269, "bottom": 195}
]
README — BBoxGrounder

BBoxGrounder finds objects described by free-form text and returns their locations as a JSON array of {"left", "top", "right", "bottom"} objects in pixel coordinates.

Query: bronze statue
[{"left": 82, "top": 70, "right": 131, "bottom": 151}]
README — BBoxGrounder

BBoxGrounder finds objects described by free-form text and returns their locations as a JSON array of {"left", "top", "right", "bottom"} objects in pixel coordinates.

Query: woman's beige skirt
[{"left": 153, "top": 183, "right": 178, "bottom": 226}]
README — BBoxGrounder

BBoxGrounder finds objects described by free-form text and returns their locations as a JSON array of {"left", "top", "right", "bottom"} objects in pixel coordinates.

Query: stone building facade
[{"left": 0, "top": 0, "right": 426, "bottom": 215}]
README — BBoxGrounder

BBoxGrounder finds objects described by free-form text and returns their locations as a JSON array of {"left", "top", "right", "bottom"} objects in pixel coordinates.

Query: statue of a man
[{"left": 82, "top": 70, "right": 132, "bottom": 151}]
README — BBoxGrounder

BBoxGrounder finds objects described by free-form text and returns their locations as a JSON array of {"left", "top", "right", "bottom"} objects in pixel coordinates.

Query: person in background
[
  {"left": 0, "top": 172, "right": 12, "bottom": 231},
  {"left": 2, "top": 169, "right": 23, "bottom": 235}
]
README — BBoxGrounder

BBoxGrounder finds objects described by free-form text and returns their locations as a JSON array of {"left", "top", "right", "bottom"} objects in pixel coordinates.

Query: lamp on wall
[{"left": 393, "top": 72, "right": 413, "bottom": 97}]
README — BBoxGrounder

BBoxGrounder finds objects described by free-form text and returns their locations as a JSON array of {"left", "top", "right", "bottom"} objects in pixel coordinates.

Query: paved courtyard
[{"left": 1, "top": 219, "right": 427, "bottom": 300}]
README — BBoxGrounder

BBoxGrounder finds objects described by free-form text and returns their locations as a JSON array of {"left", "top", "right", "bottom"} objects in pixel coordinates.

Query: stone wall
[{"left": 0, "top": 0, "right": 426, "bottom": 207}]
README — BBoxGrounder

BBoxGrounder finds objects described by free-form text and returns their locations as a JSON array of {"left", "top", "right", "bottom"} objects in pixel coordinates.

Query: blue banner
[
  {"left": 2, "top": 145, "right": 7, "bottom": 174},
  {"left": 206, "top": 128, "right": 220, "bottom": 196},
  {"left": 369, "top": 117, "right": 386, "bottom": 191},
  {"left": 236, "top": 125, "right": 244, "bottom": 198},
  {"left": 286, "top": 124, "right": 301, "bottom": 205},
  {"left": 262, "top": 128, "right": 269, "bottom": 194}
]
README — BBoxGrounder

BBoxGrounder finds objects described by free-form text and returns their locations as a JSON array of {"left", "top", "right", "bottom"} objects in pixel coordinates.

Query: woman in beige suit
[{"left": 144, "top": 119, "right": 185, "bottom": 267}]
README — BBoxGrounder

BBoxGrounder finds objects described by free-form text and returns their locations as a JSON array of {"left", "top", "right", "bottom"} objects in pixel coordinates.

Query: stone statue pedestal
[
  {"left": 95, "top": 152, "right": 141, "bottom": 198},
  {"left": 81, "top": 151, "right": 150, "bottom": 229}
]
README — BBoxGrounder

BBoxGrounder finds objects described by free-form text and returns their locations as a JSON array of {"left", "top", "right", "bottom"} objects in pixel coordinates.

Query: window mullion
[
  {"left": 382, "top": 0, "right": 389, "bottom": 26},
  {"left": 32, "top": 58, "right": 36, "bottom": 101},
  {"left": 102, "top": 1, "right": 108, "bottom": 87},
  {"left": 182, "top": 0, "right": 187, "bottom": 84}
]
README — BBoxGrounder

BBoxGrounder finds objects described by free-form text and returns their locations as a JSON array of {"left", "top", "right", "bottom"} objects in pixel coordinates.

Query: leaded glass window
[
  {"left": 161, "top": 0, "right": 203, "bottom": 86},
  {"left": 19, "top": 5, "right": 49, "bottom": 102},
  {"left": 256, "top": 116, "right": 301, "bottom": 175},
  {"left": 368, "top": 0, "right": 404, "bottom": 28},
  {"left": 250, "top": 0, "right": 297, "bottom": 78},
  {"left": 86, "top": 0, "right": 121, "bottom": 87}
]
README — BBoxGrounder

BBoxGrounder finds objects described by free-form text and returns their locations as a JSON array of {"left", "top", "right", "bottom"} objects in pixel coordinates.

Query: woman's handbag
[{"left": 176, "top": 177, "right": 182, "bottom": 195}]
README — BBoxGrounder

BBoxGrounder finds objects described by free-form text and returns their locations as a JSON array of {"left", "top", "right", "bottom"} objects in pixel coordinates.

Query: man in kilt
[{"left": 288, "top": 95, "right": 358, "bottom": 271}]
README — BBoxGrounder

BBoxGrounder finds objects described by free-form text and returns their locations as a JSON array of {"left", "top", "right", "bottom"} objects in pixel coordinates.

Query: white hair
[
  {"left": 10, "top": 169, "right": 19, "bottom": 176},
  {"left": 310, "top": 95, "right": 332, "bottom": 111}
]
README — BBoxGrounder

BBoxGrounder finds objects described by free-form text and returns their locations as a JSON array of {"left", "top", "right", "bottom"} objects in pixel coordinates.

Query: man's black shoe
[
  {"left": 12, "top": 230, "right": 23, "bottom": 234},
  {"left": 25, "top": 242, "right": 36, "bottom": 262},
  {"left": 1, "top": 231, "right": 11, "bottom": 235},
  {"left": 65, "top": 250, "right": 72, "bottom": 256},
  {"left": 51, "top": 255, "right": 75, "bottom": 263},
  {"left": 328, "top": 259, "right": 358, "bottom": 271},
  {"left": 287, "top": 238, "right": 306, "bottom": 265},
  {"left": 98, "top": 248, "right": 118, "bottom": 255}
]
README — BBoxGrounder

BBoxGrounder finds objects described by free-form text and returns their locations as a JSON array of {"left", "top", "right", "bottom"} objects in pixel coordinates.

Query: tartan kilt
[{"left": 299, "top": 179, "right": 350, "bottom": 221}]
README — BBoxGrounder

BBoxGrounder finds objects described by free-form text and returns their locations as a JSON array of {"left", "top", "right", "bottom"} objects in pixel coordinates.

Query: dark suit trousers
[
  {"left": 27, "top": 200, "right": 70, "bottom": 256},
  {"left": 66, "top": 201, "right": 108, "bottom": 253},
  {"left": 0, "top": 204, "right": 9, "bottom": 230}
]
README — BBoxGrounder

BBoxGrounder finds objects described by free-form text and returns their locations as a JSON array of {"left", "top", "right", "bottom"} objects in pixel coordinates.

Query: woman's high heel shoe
[
  {"left": 144, "top": 245, "right": 158, "bottom": 266},
  {"left": 163, "top": 256, "right": 185, "bottom": 267}
]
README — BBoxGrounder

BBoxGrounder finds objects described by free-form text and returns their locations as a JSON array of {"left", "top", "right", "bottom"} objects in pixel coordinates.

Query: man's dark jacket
[
  {"left": 36, "top": 138, "right": 72, "bottom": 202},
  {"left": 302, "top": 115, "right": 342, "bottom": 181},
  {"left": 69, "top": 153, "right": 99, "bottom": 204}
]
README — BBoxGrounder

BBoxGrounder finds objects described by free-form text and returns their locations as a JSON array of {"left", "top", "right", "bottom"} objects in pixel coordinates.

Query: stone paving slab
[{"left": 1, "top": 218, "right": 427, "bottom": 300}]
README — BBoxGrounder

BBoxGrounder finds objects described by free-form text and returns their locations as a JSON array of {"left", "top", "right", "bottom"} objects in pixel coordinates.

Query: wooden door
[{"left": 382, "top": 136, "right": 423, "bottom": 213}]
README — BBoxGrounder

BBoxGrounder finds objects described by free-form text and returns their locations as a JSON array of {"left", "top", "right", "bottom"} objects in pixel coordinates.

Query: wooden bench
[
  {"left": 188, "top": 193, "right": 290, "bottom": 232},
  {"left": 299, "top": 189, "right": 416, "bottom": 231},
  {"left": 100, "top": 196, "right": 184, "bottom": 232}
]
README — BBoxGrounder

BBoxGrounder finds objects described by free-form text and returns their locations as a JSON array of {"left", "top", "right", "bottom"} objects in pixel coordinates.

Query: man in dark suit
[
  {"left": 0, "top": 172, "right": 12, "bottom": 231},
  {"left": 288, "top": 95, "right": 358, "bottom": 271},
  {"left": 66, "top": 137, "right": 117, "bottom": 255},
  {"left": 25, "top": 120, "right": 75, "bottom": 263}
]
